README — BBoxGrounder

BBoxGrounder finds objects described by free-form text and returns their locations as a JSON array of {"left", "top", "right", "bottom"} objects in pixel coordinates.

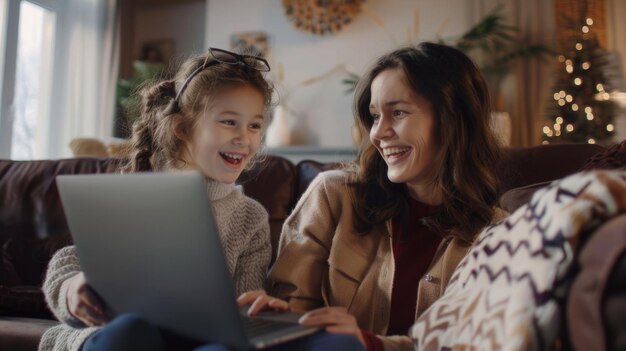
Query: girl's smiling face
[{"left": 181, "top": 84, "right": 265, "bottom": 184}]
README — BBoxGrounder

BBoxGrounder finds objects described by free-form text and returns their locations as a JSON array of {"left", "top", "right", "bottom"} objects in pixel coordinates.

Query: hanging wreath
[{"left": 282, "top": 0, "right": 366, "bottom": 36}]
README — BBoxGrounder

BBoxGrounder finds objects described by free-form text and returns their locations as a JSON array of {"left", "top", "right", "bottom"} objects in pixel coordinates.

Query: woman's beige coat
[{"left": 270, "top": 170, "right": 506, "bottom": 350}]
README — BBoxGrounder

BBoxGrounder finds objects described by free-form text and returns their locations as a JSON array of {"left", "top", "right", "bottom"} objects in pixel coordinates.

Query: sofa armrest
[
  {"left": 0, "top": 317, "right": 59, "bottom": 351},
  {"left": 567, "top": 214, "right": 626, "bottom": 351}
]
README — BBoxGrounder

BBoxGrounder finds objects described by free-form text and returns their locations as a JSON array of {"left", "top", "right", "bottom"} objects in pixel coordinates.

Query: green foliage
[
  {"left": 443, "top": 5, "right": 551, "bottom": 94},
  {"left": 453, "top": 6, "right": 518, "bottom": 54},
  {"left": 116, "top": 60, "right": 164, "bottom": 125},
  {"left": 342, "top": 72, "right": 360, "bottom": 94}
]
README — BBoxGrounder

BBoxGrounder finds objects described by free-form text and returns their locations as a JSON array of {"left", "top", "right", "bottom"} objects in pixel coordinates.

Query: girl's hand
[
  {"left": 299, "top": 307, "right": 365, "bottom": 346},
  {"left": 66, "top": 272, "right": 109, "bottom": 326},
  {"left": 237, "top": 290, "right": 289, "bottom": 316}
]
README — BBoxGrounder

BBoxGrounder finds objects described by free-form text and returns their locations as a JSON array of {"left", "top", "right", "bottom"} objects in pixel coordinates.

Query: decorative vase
[{"left": 265, "top": 105, "right": 292, "bottom": 147}]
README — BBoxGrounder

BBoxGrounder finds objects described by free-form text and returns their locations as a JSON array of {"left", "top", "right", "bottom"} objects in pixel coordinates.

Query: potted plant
[
  {"left": 114, "top": 60, "right": 164, "bottom": 137},
  {"left": 443, "top": 5, "right": 551, "bottom": 110}
]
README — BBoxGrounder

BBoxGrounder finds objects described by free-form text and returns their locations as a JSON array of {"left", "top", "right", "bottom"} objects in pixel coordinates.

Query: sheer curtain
[
  {"left": 606, "top": 0, "right": 626, "bottom": 141},
  {"left": 47, "top": 0, "right": 120, "bottom": 158},
  {"left": 468, "top": 0, "right": 556, "bottom": 147}
]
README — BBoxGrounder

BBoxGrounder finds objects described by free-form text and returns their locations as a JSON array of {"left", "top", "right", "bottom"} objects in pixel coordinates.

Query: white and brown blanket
[{"left": 410, "top": 170, "right": 626, "bottom": 350}]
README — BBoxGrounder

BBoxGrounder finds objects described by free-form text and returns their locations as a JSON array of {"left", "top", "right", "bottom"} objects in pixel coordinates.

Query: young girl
[{"left": 40, "top": 48, "right": 275, "bottom": 351}]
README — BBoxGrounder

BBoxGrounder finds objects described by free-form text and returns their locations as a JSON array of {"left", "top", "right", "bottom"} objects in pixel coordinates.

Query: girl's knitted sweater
[{"left": 39, "top": 180, "right": 271, "bottom": 351}]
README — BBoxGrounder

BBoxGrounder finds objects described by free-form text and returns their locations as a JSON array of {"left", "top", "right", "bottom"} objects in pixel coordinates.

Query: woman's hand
[
  {"left": 66, "top": 272, "right": 109, "bottom": 326},
  {"left": 237, "top": 290, "right": 289, "bottom": 316},
  {"left": 299, "top": 307, "right": 365, "bottom": 346}
]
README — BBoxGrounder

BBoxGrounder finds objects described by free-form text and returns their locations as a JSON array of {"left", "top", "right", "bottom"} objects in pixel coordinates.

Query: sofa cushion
[
  {"left": 295, "top": 160, "right": 342, "bottom": 204},
  {"left": 496, "top": 143, "right": 603, "bottom": 193},
  {"left": 0, "top": 286, "right": 52, "bottom": 319},
  {"left": 238, "top": 156, "right": 297, "bottom": 262},
  {"left": 497, "top": 142, "right": 615, "bottom": 212},
  {"left": 0, "top": 158, "right": 125, "bottom": 244}
]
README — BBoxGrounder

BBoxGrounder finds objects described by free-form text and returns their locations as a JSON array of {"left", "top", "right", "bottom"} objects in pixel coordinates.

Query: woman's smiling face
[{"left": 369, "top": 68, "right": 441, "bottom": 190}]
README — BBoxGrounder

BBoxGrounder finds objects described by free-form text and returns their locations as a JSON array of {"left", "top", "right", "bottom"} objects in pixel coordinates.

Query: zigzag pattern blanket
[{"left": 410, "top": 170, "right": 626, "bottom": 350}]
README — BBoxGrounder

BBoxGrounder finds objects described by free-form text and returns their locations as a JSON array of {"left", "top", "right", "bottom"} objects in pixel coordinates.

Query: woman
[{"left": 240, "top": 42, "right": 507, "bottom": 350}]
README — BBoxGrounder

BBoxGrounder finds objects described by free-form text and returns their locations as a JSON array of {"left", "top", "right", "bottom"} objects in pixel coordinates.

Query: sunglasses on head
[{"left": 170, "top": 48, "right": 270, "bottom": 113}]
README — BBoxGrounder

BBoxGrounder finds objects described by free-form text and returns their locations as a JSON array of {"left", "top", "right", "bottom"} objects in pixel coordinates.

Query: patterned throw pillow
[{"left": 410, "top": 170, "right": 626, "bottom": 350}]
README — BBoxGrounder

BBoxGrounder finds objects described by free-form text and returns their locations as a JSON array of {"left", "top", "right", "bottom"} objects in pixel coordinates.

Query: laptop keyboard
[{"left": 243, "top": 316, "right": 298, "bottom": 338}]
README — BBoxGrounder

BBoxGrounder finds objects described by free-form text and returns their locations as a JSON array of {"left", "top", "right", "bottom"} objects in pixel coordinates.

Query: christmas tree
[{"left": 542, "top": 11, "right": 621, "bottom": 145}]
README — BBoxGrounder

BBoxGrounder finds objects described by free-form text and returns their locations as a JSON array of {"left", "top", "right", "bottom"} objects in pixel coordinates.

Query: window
[
  {"left": 11, "top": 1, "right": 55, "bottom": 159},
  {"left": 0, "top": 0, "right": 57, "bottom": 160}
]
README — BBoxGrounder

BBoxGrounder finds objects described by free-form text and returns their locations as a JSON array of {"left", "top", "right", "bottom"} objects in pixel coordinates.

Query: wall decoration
[
  {"left": 282, "top": 0, "right": 366, "bottom": 36},
  {"left": 230, "top": 31, "right": 269, "bottom": 57}
]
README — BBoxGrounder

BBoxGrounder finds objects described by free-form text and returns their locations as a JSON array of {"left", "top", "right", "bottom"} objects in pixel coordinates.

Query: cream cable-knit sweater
[{"left": 39, "top": 179, "right": 271, "bottom": 351}]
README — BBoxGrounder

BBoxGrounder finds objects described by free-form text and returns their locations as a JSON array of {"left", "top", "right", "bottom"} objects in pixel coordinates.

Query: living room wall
[{"left": 205, "top": 0, "right": 474, "bottom": 148}]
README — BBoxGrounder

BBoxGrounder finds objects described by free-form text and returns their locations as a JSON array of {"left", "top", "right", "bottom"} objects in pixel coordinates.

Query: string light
[
  {"left": 542, "top": 140, "right": 550, "bottom": 145},
  {"left": 582, "top": 26, "right": 589, "bottom": 33},
  {"left": 574, "top": 78, "right": 582, "bottom": 85},
  {"left": 553, "top": 93, "right": 560, "bottom": 100},
  {"left": 585, "top": 107, "right": 592, "bottom": 113},
  {"left": 607, "top": 124, "right": 615, "bottom": 132},
  {"left": 565, "top": 95, "right": 573, "bottom": 102},
  {"left": 572, "top": 104, "right": 579, "bottom": 111},
  {"left": 582, "top": 62, "right": 590, "bottom": 70},
  {"left": 565, "top": 59, "right": 573, "bottom": 66},
  {"left": 558, "top": 99, "right": 566, "bottom": 106},
  {"left": 554, "top": 123, "right": 561, "bottom": 131},
  {"left": 576, "top": 43, "right": 583, "bottom": 50},
  {"left": 559, "top": 91, "right": 566, "bottom": 98},
  {"left": 596, "top": 83, "right": 604, "bottom": 91},
  {"left": 586, "top": 18, "right": 593, "bottom": 25},
  {"left": 543, "top": 126, "right": 551, "bottom": 134},
  {"left": 556, "top": 117, "right": 564, "bottom": 124},
  {"left": 588, "top": 138, "right": 596, "bottom": 144},
  {"left": 566, "top": 65, "right": 574, "bottom": 73},
  {"left": 587, "top": 114, "right": 594, "bottom": 121},
  {"left": 558, "top": 55, "right": 566, "bottom": 62},
  {"left": 566, "top": 124, "right": 574, "bottom": 132}
]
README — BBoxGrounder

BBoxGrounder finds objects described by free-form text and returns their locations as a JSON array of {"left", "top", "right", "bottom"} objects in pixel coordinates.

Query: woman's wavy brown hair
[
  {"left": 122, "top": 52, "right": 273, "bottom": 173},
  {"left": 351, "top": 42, "right": 501, "bottom": 242}
]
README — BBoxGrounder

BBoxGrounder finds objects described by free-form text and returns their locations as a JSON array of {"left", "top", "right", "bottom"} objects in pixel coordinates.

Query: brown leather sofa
[{"left": 1, "top": 143, "right": 624, "bottom": 351}]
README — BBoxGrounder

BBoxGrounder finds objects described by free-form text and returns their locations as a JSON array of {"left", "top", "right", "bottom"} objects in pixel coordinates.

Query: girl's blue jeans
[{"left": 81, "top": 313, "right": 366, "bottom": 351}]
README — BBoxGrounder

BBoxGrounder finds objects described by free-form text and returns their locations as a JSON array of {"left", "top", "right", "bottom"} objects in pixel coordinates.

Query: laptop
[{"left": 56, "top": 172, "right": 319, "bottom": 350}]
